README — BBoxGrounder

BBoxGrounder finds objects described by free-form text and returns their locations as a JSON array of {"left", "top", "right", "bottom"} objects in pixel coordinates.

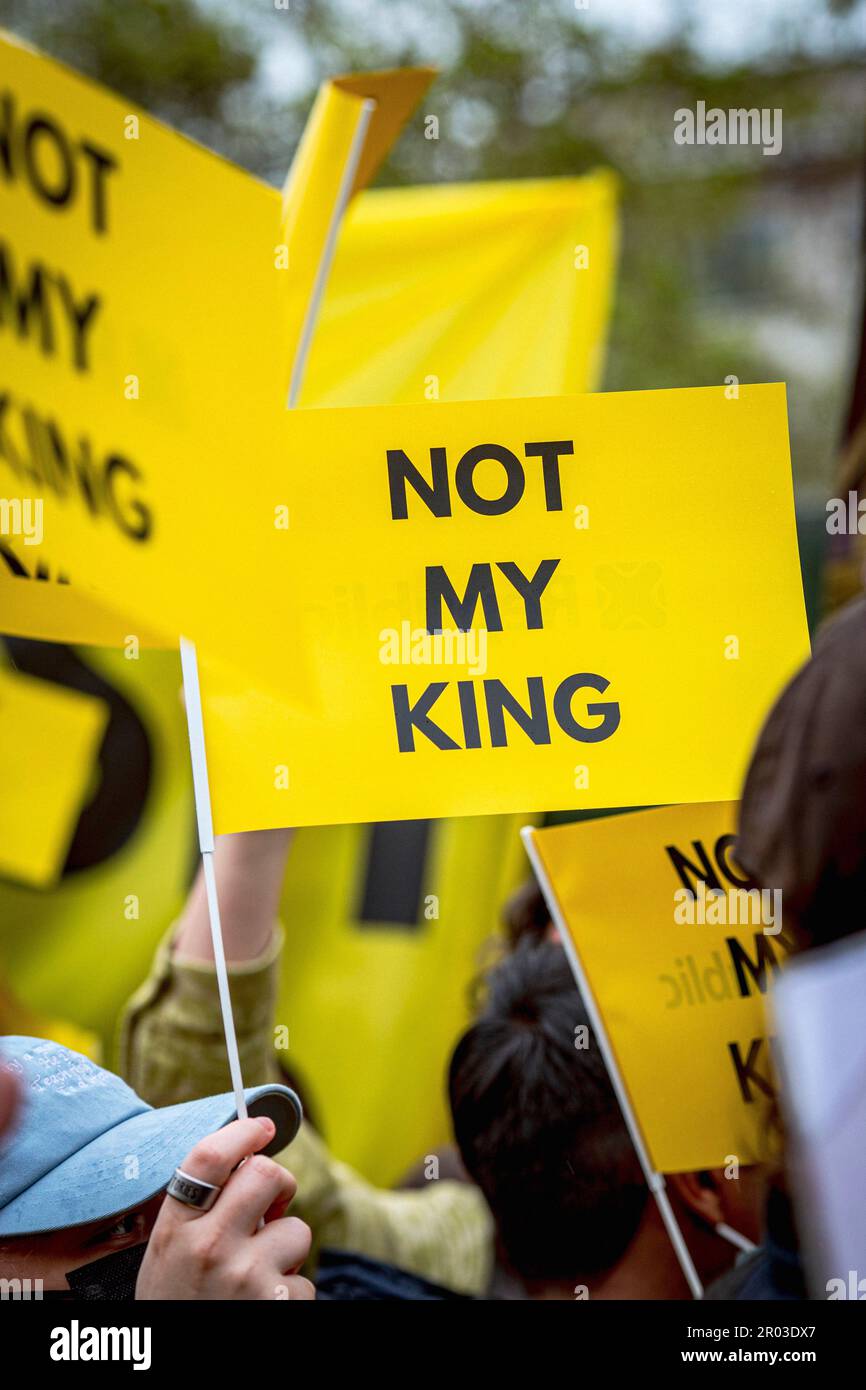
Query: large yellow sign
[
  {"left": 195, "top": 384, "right": 807, "bottom": 829},
  {"left": 0, "top": 29, "right": 287, "bottom": 645},
  {"left": 0, "top": 30, "right": 427, "bottom": 639},
  {"left": 525, "top": 802, "right": 790, "bottom": 1172}
]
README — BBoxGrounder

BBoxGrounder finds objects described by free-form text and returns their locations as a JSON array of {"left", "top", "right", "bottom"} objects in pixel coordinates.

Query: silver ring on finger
[{"left": 167, "top": 1166, "right": 222, "bottom": 1212}]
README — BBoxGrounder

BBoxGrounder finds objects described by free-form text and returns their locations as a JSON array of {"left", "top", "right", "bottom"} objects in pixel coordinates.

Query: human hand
[{"left": 136, "top": 1116, "right": 313, "bottom": 1300}]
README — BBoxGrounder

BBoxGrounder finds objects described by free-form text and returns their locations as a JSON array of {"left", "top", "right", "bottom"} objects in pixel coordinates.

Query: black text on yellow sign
[
  {"left": 385, "top": 437, "right": 619, "bottom": 754},
  {"left": 527, "top": 802, "right": 793, "bottom": 1172},
  {"left": 0, "top": 89, "right": 154, "bottom": 544}
]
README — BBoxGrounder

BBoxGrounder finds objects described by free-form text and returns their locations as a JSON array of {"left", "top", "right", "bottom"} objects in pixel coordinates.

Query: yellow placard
[
  {"left": 0, "top": 28, "right": 288, "bottom": 651},
  {"left": 0, "top": 665, "right": 107, "bottom": 886},
  {"left": 0, "top": 30, "right": 427, "bottom": 642},
  {"left": 196, "top": 383, "right": 807, "bottom": 829},
  {"left": 526, "top": 802, "right": 791, "bottom": 1172}
]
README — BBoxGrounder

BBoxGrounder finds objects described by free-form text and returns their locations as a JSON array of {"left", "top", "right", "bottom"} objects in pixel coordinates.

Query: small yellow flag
[{"left": 525, "top": 802, "right": 788, "bottom": 1172}]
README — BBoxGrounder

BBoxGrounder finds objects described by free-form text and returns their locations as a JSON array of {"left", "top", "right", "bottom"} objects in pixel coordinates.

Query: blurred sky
[
  {"left": 575, "top": 0, "right": 863, "bottom": 62},
  {"left": 200, "top": 0, "right": 866, "bottom": 101}
]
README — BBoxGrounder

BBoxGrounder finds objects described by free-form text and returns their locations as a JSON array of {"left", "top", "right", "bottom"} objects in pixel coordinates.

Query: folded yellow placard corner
[{"left": 331, "top": 66, "right": 438, "bottom": 194}]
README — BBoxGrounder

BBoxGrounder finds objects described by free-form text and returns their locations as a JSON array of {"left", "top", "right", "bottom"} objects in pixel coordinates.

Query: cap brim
[{"left": 0, "top": 1083, "right": 302, "bottom": 1237}]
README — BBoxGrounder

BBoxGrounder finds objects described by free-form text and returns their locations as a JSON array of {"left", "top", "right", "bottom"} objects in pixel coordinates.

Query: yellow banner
[
  {"left": 526, "top": 802, "right": 791, "bottom": 1172},
  {"left": 197, "top": 384, "right": 806, "bottom": 829},
  {"left": 300, "top": 172, "right": 618, "bottom": 406},
  {"left": 0, "top": 28, "right": 286, "bottom": 651},
  {"left": 0, "top": 665, "right": 106, "bottom": 886},
  {"left": 0, "top": 30, "right": 426, "bottom": 640}
]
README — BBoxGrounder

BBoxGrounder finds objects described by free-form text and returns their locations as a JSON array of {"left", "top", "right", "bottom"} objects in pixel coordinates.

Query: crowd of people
[{"left": 1, "top": 593, "right": 865, "bottom": 1300}]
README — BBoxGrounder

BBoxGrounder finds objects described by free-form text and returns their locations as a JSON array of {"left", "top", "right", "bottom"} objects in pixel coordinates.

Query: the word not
[
  {"left": 0, "top": 92, "right": 117, "bottom": 233},
  {"left": 387, "top": 440, "right": 574, "bottom": 519}
]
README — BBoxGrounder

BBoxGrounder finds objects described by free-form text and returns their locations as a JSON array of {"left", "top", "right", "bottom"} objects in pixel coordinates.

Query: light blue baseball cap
[{"left": 0, "top": 1036, "right": 302, "bottom": 1237}]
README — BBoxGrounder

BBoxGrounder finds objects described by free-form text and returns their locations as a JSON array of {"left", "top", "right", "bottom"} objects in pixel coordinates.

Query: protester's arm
[
  {"left": 136, "top": 1116, "right": 314, "bottom": 1301},
  {"left": 117, "top": 828, "right": 495, "bottom": 1295},
  {"left": 173, "top": 830, "right": 293, "bottom": 965},
  {"left": 117, "top": 831, "right": 292, "bottom": 1105}
]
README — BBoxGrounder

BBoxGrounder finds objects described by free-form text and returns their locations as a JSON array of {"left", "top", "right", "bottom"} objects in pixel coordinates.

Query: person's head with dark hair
[
  {"left": 449, "top": 941, "right": 649, "bottom": 1295},
  {"left": 449, "top": 941, "right": 764, "bottom": 1298},
  {"left": 738, "top": 595, "right": 866, "bottom": 951},
  {"left": 500, "top": 879, "right": 552, "bottom": 949}
]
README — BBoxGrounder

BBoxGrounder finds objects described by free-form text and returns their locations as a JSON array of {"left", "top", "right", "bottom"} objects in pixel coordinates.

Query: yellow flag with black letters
[
  {"left": 192, "top": 384, "right": 807, "bottom": 830},
  {"left": 0, "top": 28, "right": 430, "bottom": 643},
  {"left": 525, "top": 802, "right": 789, "bottom": 1173}
]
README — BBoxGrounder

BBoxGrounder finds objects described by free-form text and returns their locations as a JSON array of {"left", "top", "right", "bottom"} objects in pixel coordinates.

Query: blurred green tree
[{"left": 1, "top": 0, "right": 863, "bottom": 487}]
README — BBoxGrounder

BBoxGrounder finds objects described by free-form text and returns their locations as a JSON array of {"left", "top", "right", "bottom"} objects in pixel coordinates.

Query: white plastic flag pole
[
  {"left": 177, "top": 97, "right": 376, "bottom": 1112},
  {"left": 521, "top": 826, "right": 705, "bottom": 1300},
  {"left": 179, "top": 637, "right": 248, "bottom": 1119}
]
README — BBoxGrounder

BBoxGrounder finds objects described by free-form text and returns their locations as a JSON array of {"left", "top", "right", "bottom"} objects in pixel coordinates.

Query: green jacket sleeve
[{"left": 116, "top": 925, "right": 493, "bottom": 1296}]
